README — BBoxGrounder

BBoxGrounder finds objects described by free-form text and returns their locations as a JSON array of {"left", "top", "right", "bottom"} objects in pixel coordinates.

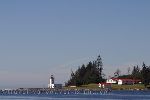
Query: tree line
[
  {"left": 114, "top": 62, "right": 150, "bottom": 87},
  {"left": 66, "top": 54, "right": 150, "bottom": 87},
  {"left": 65, "top": 55, "right": 105, "bottom": 86}
]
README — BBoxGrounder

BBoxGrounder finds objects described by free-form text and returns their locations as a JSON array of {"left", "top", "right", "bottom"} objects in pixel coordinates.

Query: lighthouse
[{"left": 48, "top": 75, "right": 55, "bottom": 88}]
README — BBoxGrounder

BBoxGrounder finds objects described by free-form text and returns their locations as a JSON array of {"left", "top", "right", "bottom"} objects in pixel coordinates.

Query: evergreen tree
[
  {"left": 96, "top": 55, "right": 103, "bottom": 77},
  {"left": 114, "top": 69, "right": 121, "bottom": 78},
  {"left": 127, "top": 67, "right": 131, "bottom": 75},
  {"left": 66, "top": 55, "right": 105, "bottom": 86},
  {"left": 141, "top": 62, "right": 150, "bottom": 87},
  {"left": 112, "top": 62, "right": 150, "bottom": 88},
  {"left": 132, "top": 65, "right": 142, "bottom": 79}
]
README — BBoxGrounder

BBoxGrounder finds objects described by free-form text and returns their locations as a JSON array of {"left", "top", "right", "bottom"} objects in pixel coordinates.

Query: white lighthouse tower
[{"left": 48, "top": 75, "right": 55, "bottom": 88}]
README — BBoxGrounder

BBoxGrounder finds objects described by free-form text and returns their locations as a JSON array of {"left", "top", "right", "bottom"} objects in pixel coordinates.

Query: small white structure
[
  {"left": 99, "top": 83, "right": 105, "bottom": 88},
  {"left": 99, "top": 83, "right": 102, "bottom": 88},
  {"left": 70, "top": 86, "right": 76, "bottom": 88},
  {"left": 118, "top": 79, "right": 122, "bottom": 85},
  {"left": 48, "top": 75, "right": 55, "bottom": 88},
  {"left": 99, "top": 83, "right": 111, "bottom": 89}
]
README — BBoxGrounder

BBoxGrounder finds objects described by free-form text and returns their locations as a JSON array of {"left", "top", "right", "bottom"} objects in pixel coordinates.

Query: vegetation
[
  {"left": 115, "top": 62, "right": 150, "bottom": 87},
  {"left": 65, "top": 54, "right": 150, "bottom": 89},
  {"left": 111, "top": 84, "right": 145, "bottom": 90},
  {"left": 65, "top": 55, "right": 105, "bottom": 86},
  {"left": 141, "top": 63, "right": 150, "bottom": 87},
  {"left": 64, "top": 83, "right": 145, "bottom": 90},
  {"left": 64, "top": 84, "right": 100, "bottom": 90}
]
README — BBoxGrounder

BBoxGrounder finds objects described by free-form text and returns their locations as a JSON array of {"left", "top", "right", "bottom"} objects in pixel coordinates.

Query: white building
[
  {"left": 106, "top": 78, "right": 117, "bottom": 84},
  {"left": 106, "top": 78, "right": 141, "bottom": 85},
  {"left": 48, "top": 75, "right": 55, "bottom": 88},
  {"left": 118, "top": 79, "right": 123, "bottom": 85},
  {"left": 48, "top": 75, "right": 63, "bottom": 89}
]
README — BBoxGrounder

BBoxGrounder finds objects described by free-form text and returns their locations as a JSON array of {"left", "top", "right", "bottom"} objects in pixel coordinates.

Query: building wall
[
  {"left": 54, "top": 84, "right": 62, "bottom": 89},
  {"left": 118, "top": 79, "right": 122, "bottom": 85},
  {"left": 106, "top": 79, "right": 117, "bottom": 84},
  {"left": 107, "top": 78, "right": 141, "bottom": 85}
]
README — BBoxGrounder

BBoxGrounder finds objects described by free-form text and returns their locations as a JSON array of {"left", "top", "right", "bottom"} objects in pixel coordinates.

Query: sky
[{"left": 0, "top": 0, "right": 150, "bottom": 88}]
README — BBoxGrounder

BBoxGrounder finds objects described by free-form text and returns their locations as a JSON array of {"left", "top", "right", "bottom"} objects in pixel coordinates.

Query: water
[{"left": 0, "top": 90, "right": 150, "bottom": 100}]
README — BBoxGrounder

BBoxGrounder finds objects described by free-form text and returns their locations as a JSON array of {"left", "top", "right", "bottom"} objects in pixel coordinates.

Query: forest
[
  {"left": 116, "top": 62, "right": 150, "bottom": 87},
  {"left": 66, "top": 55, "right": 150, "bottom": 87},
  {"left": 65, "top": 55, "right": 105, "bottom": 86}
]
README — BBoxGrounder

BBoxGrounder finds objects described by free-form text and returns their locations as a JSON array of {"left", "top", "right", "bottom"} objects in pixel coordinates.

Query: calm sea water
[{"left": 0, "top": 90, "right": 150, "bottom": 100}]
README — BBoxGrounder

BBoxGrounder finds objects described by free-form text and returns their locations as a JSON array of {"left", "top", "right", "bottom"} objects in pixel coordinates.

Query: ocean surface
[{"left": 0, "top": 90, "right": 150, "bottom": 100}]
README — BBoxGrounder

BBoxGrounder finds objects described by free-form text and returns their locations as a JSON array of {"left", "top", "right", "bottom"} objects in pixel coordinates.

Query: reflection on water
[{"left": 0, "top": 90, "right": 150, "bottom": 100}]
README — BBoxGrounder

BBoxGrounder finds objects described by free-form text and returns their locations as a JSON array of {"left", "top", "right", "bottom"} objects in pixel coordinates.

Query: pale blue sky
[{"left": 0, "top": 0, "right": 150, "bottom": 88}]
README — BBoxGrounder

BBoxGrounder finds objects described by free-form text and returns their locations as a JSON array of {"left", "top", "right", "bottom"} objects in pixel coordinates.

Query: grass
[
  {"left": 64, "top": 83, "right": 99, "bottom": 90},
  {"left": 64, "top": 83, "right": 146, "bottom": 90},
  {"left": 111, "top": 84, "right": 145, "bottom": 90}
]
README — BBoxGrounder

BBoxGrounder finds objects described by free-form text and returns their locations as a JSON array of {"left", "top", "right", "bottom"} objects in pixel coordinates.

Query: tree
[
  {"left": 132, "top": 65, "right": 142, "bottom": 79},
  {"left": 127, "top": 67, "right": 131, "bottom": 75},
  {"left": 66, "top": 70, "right": 76, "bottom": 86},
  {"left": 115, "top": 62, "right": 150, "bottom": 88},
  {"left": 141, "top": 62, "right": 150, "bottom": 87},
  {"left": 114, "top": 69, "right": 121, "bottom": 78},
  {"left": 96, "top": 55, "right": 103, "bottom": 81},
  {"left": 66, "top": 55, "right": 105, "bottom": 86}
]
